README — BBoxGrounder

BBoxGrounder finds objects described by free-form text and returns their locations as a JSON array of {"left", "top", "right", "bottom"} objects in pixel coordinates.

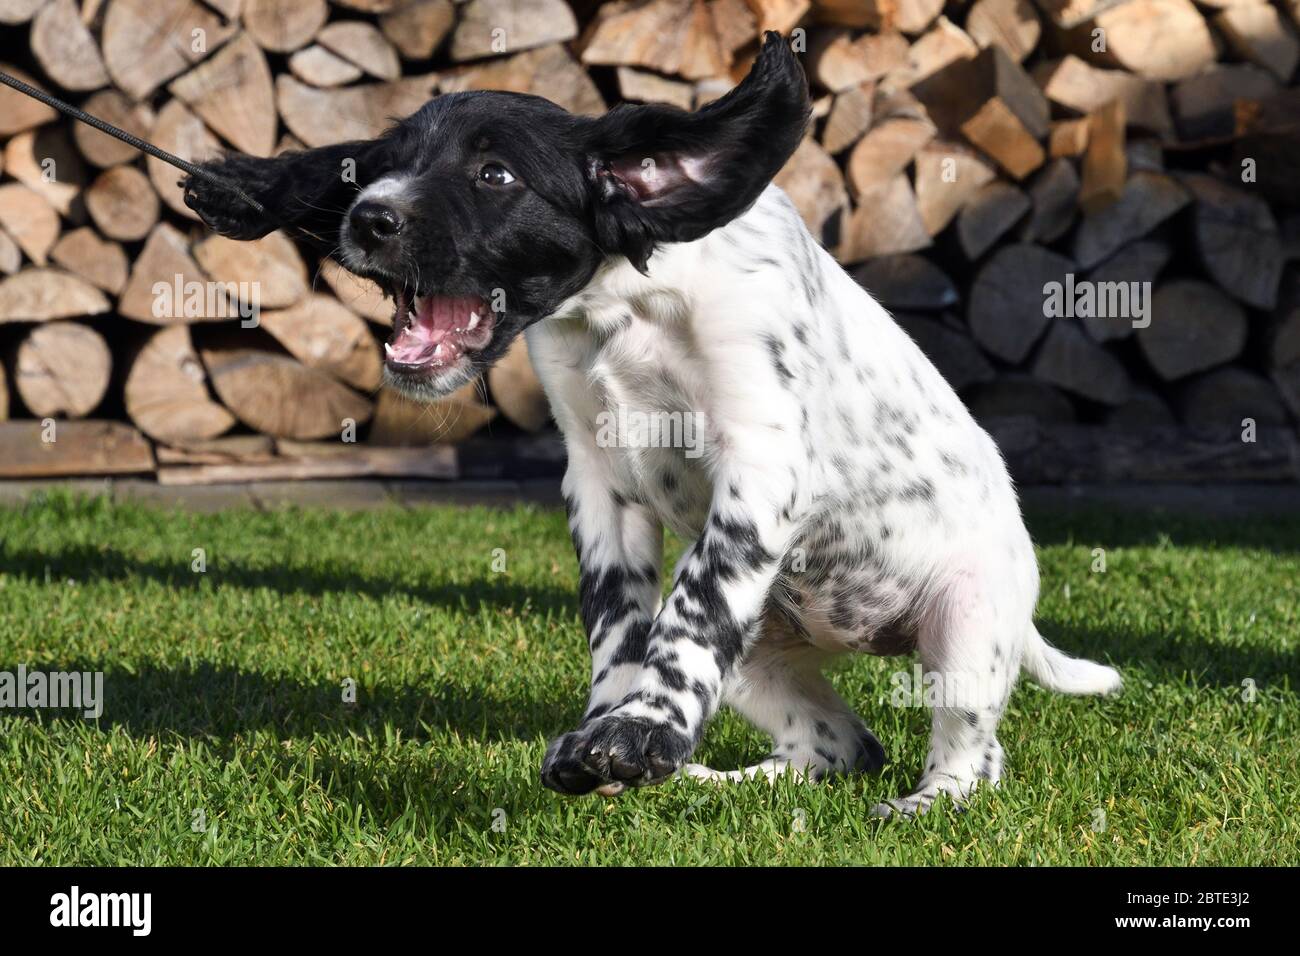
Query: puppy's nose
[{"left": 348, "top": 201, "right": 403, "bottom": 251}]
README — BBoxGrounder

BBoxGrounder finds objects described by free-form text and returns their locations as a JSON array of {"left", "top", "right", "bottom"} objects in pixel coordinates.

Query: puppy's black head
[{"left": 340, "top": 32, "right": 810, "bottom": 400}]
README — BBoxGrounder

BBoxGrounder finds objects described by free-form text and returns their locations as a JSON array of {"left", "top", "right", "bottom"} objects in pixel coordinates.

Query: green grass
[{"left": 0, "top": 492, "right": 1296, "bottom": 866}]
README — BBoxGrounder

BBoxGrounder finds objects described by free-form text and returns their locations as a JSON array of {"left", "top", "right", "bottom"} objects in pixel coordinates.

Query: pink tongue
[{"left": 388, "top": 296, "right": 481, "bottom": 365}]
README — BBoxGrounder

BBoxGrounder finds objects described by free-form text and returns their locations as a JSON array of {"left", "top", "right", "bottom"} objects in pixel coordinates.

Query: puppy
[{"left": 184, "top": 33, "right": 1120, "bottom": 816}]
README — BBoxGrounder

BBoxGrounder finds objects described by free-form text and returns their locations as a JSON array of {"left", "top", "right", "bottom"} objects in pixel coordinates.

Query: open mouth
[{"left": 384, "top": 287, "right": 495, "bottom": 374}]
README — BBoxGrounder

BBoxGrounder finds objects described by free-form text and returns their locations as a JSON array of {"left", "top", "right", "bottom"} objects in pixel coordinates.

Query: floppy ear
[{"left": 582, "top": 31, "right": 811, "bottom": 271}]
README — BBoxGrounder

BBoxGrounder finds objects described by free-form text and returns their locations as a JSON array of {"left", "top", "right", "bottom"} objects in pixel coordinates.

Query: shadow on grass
[
  {"left": 0, "top": 542, "right": 577, "bottom": 616},
  {"left": 1024, "top": 507, "right": 1300, "bottom": 554}
]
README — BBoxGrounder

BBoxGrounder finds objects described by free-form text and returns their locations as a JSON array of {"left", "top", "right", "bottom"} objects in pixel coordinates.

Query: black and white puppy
[{"left": 184, "top": 33, "right": 1120, "bottom": 816}]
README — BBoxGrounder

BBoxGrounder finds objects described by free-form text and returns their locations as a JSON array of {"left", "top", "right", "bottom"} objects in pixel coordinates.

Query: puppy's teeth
[
  {"left": 467, "top": 311, "right": 480, "bottom": 332},
  {"left": 384, "top": 343, "right": 394, "bottom": 357}
]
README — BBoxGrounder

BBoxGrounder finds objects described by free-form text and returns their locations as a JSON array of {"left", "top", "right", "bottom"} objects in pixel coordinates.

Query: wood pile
[{"left": 0, "top": 0, "right": 1297, "bottom": 484}]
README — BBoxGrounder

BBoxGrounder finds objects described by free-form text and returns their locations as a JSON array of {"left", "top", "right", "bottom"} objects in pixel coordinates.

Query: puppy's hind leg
[
  {"left": 684, "top": 613, "right": 886, "bottom": 784},
  {"left": 871, "top": 569, "right": 1020, "bottom": 818}
]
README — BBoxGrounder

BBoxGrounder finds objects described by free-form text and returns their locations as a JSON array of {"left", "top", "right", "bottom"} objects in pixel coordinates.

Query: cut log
[
  {"left": 0, "top": 269, "right": 110, "bottom": 324},
  {"left": 1138, "top": 279, "right": 1248, "bottom": 380},
  {"left": 616, "top": 67, "right": 696, "bottom": 110},
  {"left": 3, "top": 127, "right": 88, "bottom": 216},
  {"left": 488, "top": 337, "right": 550, "bottom": 431},
  {"left": 1079, "top": 99, "right": 1126, "bottom": 213},
  {"left": 1081, "top": 238, "right": 1171, "bottom": 342},
  {"left": 440, "top": 45, "right": 605, "bottom": 116},
  {"left": 1171, "top": 64, "right": 1277, "bottom": 143},
  {"left": 812, "top": 0, "right": 942, "bottom": 34},
  {"left": 155, "top": 435, "right": 277, "bottom": 466},
  {"left": 119, "top": 223, "right": 218, "bottom": 324},
  {"left": 73, "top": 91, "right": 157, "bottom": 170},
  {"left": 913, "top": 141, "right": 997, "bottom": 235},
  {"left": 839, "top": 173, "right": 932, "bottom": 263},
  {"left": 912, "top": 45, "right": 1048, "bottom": 178},
  {"left": 884, "top": 16, "right": 978, "bottom": 88},
  {"left": 1179, "top": 172, "right": 1283, "bottom": 310},
  {"left": 853, "top": 254, "right": 959, "bottom": 310},
  {"left": 1019, "top": 157, "right": 1080, "bottom": 243},
  {"left": 894, "top": 314, "right": 996, "bottom": 390},
  {"left": 1031, "top": 320, "right": 1131, "bottom": 405},
  {"left": 0, "top": 64, "right": 57, "bottom": 136},
  {"left": 31, "top": 0, "right": 109, "bottom": 91},
  {"left": 8, "top": 321, "right": 111, "bottom": 418},
  {"left": 1034, "top": 55, "right": 1173, "bottom": 139},
  {"left": 0, "top": 231, "right": 20, "bottom": 276},
  {"left": 912, "top": 45, "right": 1049, "bottom": 138},
  {"left": 1178, "top": 368, "right": 1290, "bottom": 427},
  {"left": 773, "top": 137, "right": 849, "bottom": 245},
  {"left": 1071, "top": 171, "right": 1191, "bottom": 269},
  {"left": 0, "top": 184, "right": 59, "bottom": 266},
  {"left": 368, "top": 380, "right": 496, "bottom": 445},
  {"left": 147, "top": 99, "right": 224, "bottom": 220},
  {"left": 259, "top": 294, "right": 383, "bottom": 391},
  {"left": 318, "top": 20, "right": 402, "bottom": 80},
  {"left": 579, "top": 0, "right": 727, "bottom": 80},
  {"left": 158, "top": 447, "right": 458, "bottom": 484},
  {"left": 84, "top": 165, "right": 160, "bottom": 242},
  {"left": 808, "top": 29, "right": 875, "bottom": 92},
  {"left": 968, "top": 243, "right": 1075, "bottom": 362},
  {"left": 289, "top": 45, "right": 364, "bottom": 87},
  {"left": 985, "top": 418, "right": 1299, "bottom": 481},
  {"left": 957, "top": 181, "right": 1031, "bottom": 259},
  {"left": 169, "top": 33, "right": 277, "bottom": 158},
  {"left": 1030, "top": 0, "right": 1130, "bottom": 30},
  {"left": 276, "top": 74, "right": 438, "bottom": 146},
  {"left": 50, "top": 228, "right": 129, "bottom": 295},
  {"left": 380, "top": 0, "right": 456, "bottom": 60},
  {"left": 1049, "top": 117, "right": 1090, "bottom": 156},
  {"left": 0, "top": 421, "right": 154, "bottom": 478},
  {"left": 451, "top": 0, "right": 578, "bottom": 62},
  {"left": 960, "top": 97, "right": 1045, "bottom": 178},
  {"left": 1125, "top": 137, "right": 1163, "bottom": 173},
  {"left": 0, "top": 0, "right": 47, "bottom": 24},
  {"left": 709, "top": 0, "right": 759, "bottom": 56},
  {"left": 1062, "top": 0, "right": 1215, "bottom": 81},
  {"left": 1233, "top": 88, "right": 1300, "bottom": 206},
  {"left": 319, "top": 258, "right": 393, "bottom": 326},
  {"left": 746, "top": 0, "right": 811, "bottom": 33},
  {"left": 101, "top": 0, "right": 236, "bottom": 99},
  {"left": 846, "top": 117, "right": 935, "bottom": 197},
  {"left": 200, "top": 339, "right": 374, "bottom": 439},
  {"left": 243, "top": 0, "right": 329, "bottom": 53},
  {"left": 964, "top": 375, "right": 1077, "bottom": 422},
  {"left": 966, "top": 0, "right": 1042, "bottom": 64},
  {"left": 194, "top": 232, "right": 309, "bottom": 312},
  {"left": 1213, "top": 4, "right": 1299, "bottom": 84},
  {"left": 1107, "top": 387, "right": 1176, "bottom": 426},
  {"left": 124, "top": 325, "right": 236, "bottom": 443}
]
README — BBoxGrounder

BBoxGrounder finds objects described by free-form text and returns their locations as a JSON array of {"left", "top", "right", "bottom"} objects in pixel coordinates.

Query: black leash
[{"left": 0, "top": 68, "right": 266, "bottom": 214}]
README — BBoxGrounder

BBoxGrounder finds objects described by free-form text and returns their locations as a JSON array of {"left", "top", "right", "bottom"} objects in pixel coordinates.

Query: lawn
[{"left": 0, "top": 491, "right": 1296, "bottom": 866}]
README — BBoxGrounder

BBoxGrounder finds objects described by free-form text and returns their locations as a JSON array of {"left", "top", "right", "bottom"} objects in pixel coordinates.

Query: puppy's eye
[{"left": 478, "top": 163, "right": 516, "bottom": 186}]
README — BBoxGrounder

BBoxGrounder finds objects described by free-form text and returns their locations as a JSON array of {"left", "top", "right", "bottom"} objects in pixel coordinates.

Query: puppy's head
[{"left": 341, "top": 32, "right": 810, "bottom": 400}]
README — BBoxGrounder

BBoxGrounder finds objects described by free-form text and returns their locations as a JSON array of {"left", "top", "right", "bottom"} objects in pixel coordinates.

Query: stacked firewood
[{"left": 0, "top": 0, "right": 1297, "bottom": 483}]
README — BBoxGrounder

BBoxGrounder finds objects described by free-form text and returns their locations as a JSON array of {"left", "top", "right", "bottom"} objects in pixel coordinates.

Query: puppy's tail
[{"left": 1022, "top": 626, "right": 1122, "bottom": 696}]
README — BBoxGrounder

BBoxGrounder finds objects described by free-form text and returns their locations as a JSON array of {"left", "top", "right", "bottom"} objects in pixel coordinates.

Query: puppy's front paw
[
  {"left": 181, "top": 155, "right": 277, "bottom": 241},
  {"left": 541, "top": 715, "right": 693, "bottom": 795},
  {"left": 540, "top": 729, "right": 605, "bottom": 796}
]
